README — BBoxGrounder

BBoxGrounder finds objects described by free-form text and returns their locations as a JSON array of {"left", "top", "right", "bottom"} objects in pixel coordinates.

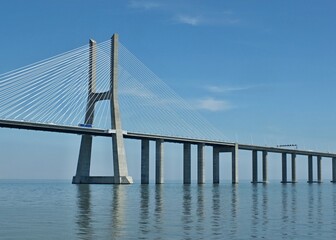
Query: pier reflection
[
  {"left": 137, "top": 184, "right": 164, "bottom": 239},
  {"left": 281, "top": 185, "right": 289, "bottom": 239},
  {"left": 196, "top": 185, "right": 205, "bottom": 237},
  {"left": 229, "top": 185, "right": 239, "bottom": 238},
  {"left": 154, "top": 185, "right": 164, "bottom": 235},
  {"left": 250, "top": 184, "right": 269, "bottom": 239},
  {"left": 289, "top": 185, "right": 298, "bottom": 237},
  {"left": 250, "top": 185, "right": 259, "bottom": 238},
  {"left": 261, "top": 185, "right": 269, "bottom": 235},
  {"left": 211, "top": 185, "right": 221, "bottom": 237},
  {"left": 111, "top": 185, "right": 127, "bottom": 239},
  {"left": 138, "top": 185, "right": 150, "bottom": 237},
  {"left": 75, "top": 185, "right": 93, "bottom": 239},
  {"left": 182, "top": 185, "right": 193, "bottom": 240}
]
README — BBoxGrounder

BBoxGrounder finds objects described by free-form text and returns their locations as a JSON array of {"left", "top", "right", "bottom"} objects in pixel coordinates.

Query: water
[{"left": 1, "top": 180, "right": 336, "bottom": 239}]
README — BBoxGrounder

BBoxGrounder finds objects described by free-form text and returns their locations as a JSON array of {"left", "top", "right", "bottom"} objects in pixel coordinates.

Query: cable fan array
[
  {"left": 0, "top": 40, "right": 112, "bottom": 129},
  {"left": 118, "top": 43, "right": 227, "bottom": 141},
  {"left": 0, "top": 39, "right": 227, "bottom": 141}
]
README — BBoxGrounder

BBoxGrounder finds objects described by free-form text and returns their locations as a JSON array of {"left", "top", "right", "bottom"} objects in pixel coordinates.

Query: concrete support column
[
  {"left": 252, "top": 150, "right": 258, "bottom": 183},
  {"left": 155, "top": 139, "right": 164, "bottom": 184},
  {"left": 281, "top": 153, "right": 287, "bottom": 183},
  {"left": 291, "top": 153, "right": 297, "bottom": 183},
  {"left": 73, "top": 135, "right": 93, "bottom": 183},
  {"left": 332, "top": 157, "right": 336, "bottom": 183},
  {"left": 232, "top": 144, "right": 239, "bottom": 184},
  {"left": 213, "top": 147, "right": 220, "bottom": 184},
  {"left": 141, "top": 139, "right": 150, "bottom": 184},
  {"left": 262, "top": 151, "right": 268, "bottom": 183},
  {"left": 317, "top": 156, "right": 322, "bottom": 183},
  {"left": 183, "top": 143, "right": 191, "bottom": 184},
  {"left": 308, "top": 155, "right": 313, "bottom": 183},
  {"left": 72, "top": 39, "right": 96, "bottom": 184},
  {"left": 197, "top": 143, "right": 205, "bottom": 184},
  {"left": 110, "top": 34, "right": 132, "bottom": 184}
]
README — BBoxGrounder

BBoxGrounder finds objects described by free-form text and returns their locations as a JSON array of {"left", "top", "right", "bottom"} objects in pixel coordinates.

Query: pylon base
[{"left": 72, "top": 176, "right": 133, "bottom": 184}]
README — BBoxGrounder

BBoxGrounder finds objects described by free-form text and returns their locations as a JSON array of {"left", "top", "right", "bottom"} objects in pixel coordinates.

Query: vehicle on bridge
[{"left": 78, "top": 123, "right": 93, "bottom": 128}]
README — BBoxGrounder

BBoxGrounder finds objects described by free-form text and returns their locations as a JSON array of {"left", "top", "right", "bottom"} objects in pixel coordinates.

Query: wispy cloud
[
  {"left": 127, "top": 1, "right": 240, "bottom": 27},
  {"left": 206, "top": 85, "right": 251, "bottom": 93},
  {"left": 175, "top": 12, "right": 240, "bottom": 26},
  {"left": 128, "top": 0, "right": 162, "bottom": 10},
  {"left": 196, "top": 97, "right": 233, "bottom": 112},
  {"left": 175, "top": 15, "right": 203, "bottom": 26}
]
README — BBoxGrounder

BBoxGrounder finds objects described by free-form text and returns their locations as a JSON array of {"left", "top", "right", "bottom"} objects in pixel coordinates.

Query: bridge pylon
[{"left": 72, "top": 34, "right": 133, "bottom": 184}]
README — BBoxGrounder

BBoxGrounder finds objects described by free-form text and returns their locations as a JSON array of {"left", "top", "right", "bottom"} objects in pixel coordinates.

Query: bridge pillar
[
  {"left": 232, "top": 144, "right": 238, "bottom": 184},
  {"left": 213, "top": 147, "right": 220, "bottom": 184},
  {"left": 72, "top": 39, "right": 96, "bottom": 184},
  {"left": 155, "top": 139, "right": 164, "bottom": 184},
  {"left": 197, "top": 143, "right": 205, "bottom": 184},
  {"left": 307, "top": 155, "right": 313, "bottom": 183},
  {"left": 332, "top": 157, "right": 336, "bottom": 183},
  {"left": 317, "top": 156, "right": 322, "bottom": 183},
  {"left": 280, "top": 152, "right": 296, "bottom": 183},
  {"left": 183, "top": 143, "right": 191, "bottom": 184},
  {"left": 291, "top": 153, "right": 297, "bottom": 183},
  {"left": 262, "top": 150, "right": 268, "bottom": 183},
  {"left": 141, "top": 139, "right": 150, "bottom": 184},
  {"left": 73, "top": 135, "right": 93, "bottom": 183},
  {"left": 251, "top": 150, "right": 258, "bottom": 183},
  {"left": 110, "top": 34, "right": 132, "bottom": 184},
  {"left": 251, "top": 150, "right": 266, "bottom": 183},
  {"left": 281, "top": 153, "right": 287, "bottom": 183}
]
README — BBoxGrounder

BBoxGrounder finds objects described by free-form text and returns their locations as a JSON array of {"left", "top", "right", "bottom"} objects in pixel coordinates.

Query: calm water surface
[{"left": 1, "top": 180, "right": 336, "bottom": 239}]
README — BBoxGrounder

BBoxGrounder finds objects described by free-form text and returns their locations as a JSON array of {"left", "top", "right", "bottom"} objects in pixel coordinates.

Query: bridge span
[{"left": 1, "top": 118, "right": 336, "bottom": 184}]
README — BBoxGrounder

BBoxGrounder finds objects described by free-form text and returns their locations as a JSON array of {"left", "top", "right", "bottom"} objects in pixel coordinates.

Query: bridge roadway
[
  {"left": 0, "top": 119, "right": 335, "bottom": 158},
  {"left": 2, "top": 118, "right": 336, "bottom": 184}
]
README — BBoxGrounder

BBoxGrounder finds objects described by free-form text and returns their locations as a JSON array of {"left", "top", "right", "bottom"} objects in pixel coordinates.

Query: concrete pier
[
  {"left": 262, "top": 151, "right": 268, "bottom": 182},
  {"left": 155, "top": 139, "right": 164, "bottom": 184},
  {"left": 110, "top": 34, "right": 132, "bottom": 184},
  {"left": 308, "top": 155, "right": 313, "bottom": 183},
  {"left": 317, "top": 156, "right": 322, "bottom": 183},
  {"left": 197, "top": 143, "right": 205, "bottom": 184},
  {"left": 183, "top": 143, "right": 191, "bottom": 184},
  {"left": 213, "top": 147, "right": 220, "bottom": 184},
  {"left": 252, "top": 150, "right": 258, "bottom": 183},
  {"left": 280, "top": 152, "right": 297, "bottom": 183},
  {"left": 232, "top": 144, "right": 239, "bottom": 184},
  {"left": 72, "top": 40, "right": 96, "bottom": 184},
  {"left": 291, "top": 153, "right": 297, "bottom": 183},
  {"left": 73, "top": 135, "right": 93, "bottom": 183},
  {"left": 251, "top": 150, "right": 268, "bottom": 183},
  {"left": 210, "top": 146, "right": 238, "bottom": 184},
  {"left": 141, "top": 139, "right": 150, "bottom": 184},
  {"left": 281, "top": 153, "right": 287, "bottom": 183},
  {"left": 332, "top": 157, "right": 336, "bottom": 183}
]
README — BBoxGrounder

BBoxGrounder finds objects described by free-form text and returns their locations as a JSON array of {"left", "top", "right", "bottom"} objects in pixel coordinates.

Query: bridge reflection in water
[{"left": 74, "top": 183, "right": 335, "bottom": 239}]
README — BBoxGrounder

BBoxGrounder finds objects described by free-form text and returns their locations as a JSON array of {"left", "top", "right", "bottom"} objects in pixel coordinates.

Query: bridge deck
[
  {"left": 0, "top": 119, "right": 111, "bottom": 137},
  {"left": 1, "top": 119, "right": 335, "bottom": 158}
]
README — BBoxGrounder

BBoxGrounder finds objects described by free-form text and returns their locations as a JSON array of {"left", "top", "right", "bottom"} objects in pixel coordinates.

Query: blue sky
[{"left": 0, "top": 0, "right": 336, "bottom": 181}]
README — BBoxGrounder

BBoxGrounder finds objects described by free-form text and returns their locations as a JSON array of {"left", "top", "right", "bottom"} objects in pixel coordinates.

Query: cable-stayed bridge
[{"left": 1, "top": 34, "right": 336, "bottom": 184}]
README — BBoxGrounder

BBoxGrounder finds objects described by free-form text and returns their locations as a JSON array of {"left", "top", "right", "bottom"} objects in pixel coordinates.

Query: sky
[{"left": 0, "top": 0, "right": 336, "bottom": 182}]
